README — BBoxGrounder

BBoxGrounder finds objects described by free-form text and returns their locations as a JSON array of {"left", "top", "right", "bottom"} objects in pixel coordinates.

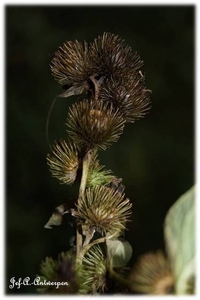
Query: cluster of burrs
[{"left": 38, "top": 33, "right": 159, "bottom": 295}]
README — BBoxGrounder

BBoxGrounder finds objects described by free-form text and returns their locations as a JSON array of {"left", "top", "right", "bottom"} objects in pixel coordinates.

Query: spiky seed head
[
  {"left": 75, "top": 185, "right": 132, "bottom": 235},
  {"left": 47, "top": 139, "right": 79, "bottom": 185},
  {"left": 79, "top": 245, "right": 130, "bottom": 294},
  {"left": 89, "top": 32, "right": 143, "bottom": 78},
  {"left": 79, "top": 245, "right": 107, "bottom": 294},
  {"left": 37, "top": 251, "right": 79, "bottom": 294},
  {"left": 87, "top": 152, "right": 114, "bottom": 187},
  {"left": 66, "top": 99, "right": 125, "bottom": 150},
  {"left": 129, "top": 250, "right": 174, "bottom": 294},
  {"left": 50, "top": 40, "right": 91, "bottom": 87},
  {"left": 100, "top": 73, "right": 151, "bottom": 123}
]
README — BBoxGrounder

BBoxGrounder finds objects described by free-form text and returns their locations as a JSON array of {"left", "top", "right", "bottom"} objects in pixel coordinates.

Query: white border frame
[{"left": 1, "top": 1, "right": 198, "bottom": 299}]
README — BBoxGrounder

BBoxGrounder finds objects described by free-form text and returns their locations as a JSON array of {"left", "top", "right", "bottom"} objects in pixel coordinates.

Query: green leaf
[
  {"left": 107, "top": 238, "right": 132, "bottom": 268},
  {"left": 164, "top": 186, "right": 195, "bottom": 294}
]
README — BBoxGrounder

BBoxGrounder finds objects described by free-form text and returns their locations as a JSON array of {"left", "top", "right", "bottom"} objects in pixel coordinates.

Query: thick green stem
[{"left": 76, "top": 149, "right": 93, "bottom": 258}]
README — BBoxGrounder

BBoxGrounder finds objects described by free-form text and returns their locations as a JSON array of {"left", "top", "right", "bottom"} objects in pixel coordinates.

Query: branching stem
[
  {"left": 79, "top": 149, "right": 93, "bottom": 197},
  {"left": 89, "top": 75, "right": 100, "bottom": 101},
  {"left": 78, "top": 236, "right": 106, "bottom": 264},
  {"left": 76, "top": 149, "right": 93, "bottom": 258}
]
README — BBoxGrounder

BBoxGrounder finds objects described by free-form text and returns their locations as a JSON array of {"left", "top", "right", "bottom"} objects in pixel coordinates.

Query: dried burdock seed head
[
  {"left": 66, "top": 99, "right": 125, "bottom": 150},
  {"left": 79, "top": 245, "right": 107, "bottom": 294},
  {"left": 75, "top": 185, "right": 132, "bottom": 235},
  {"left": 47, "top": 139, "right": 79, "bottom": 185},
  {"left": 50, "top": 40, "right": 91, "bottom": 88},
  {"left": 129, "top": 250, "right": 174, "bottom": 295},
  {"left": 100, "top": 72, "right": 151, "bottom": 123},
  {"left": 89, "top": 32, "right": 143, "bottom": 78},
  {"left": 38, "top": 251, "right": 79, "bottom": 294}
]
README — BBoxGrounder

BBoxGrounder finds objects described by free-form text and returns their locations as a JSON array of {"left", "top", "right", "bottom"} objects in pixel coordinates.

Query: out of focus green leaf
[
  {"left": 164, "top": 186, "right": 195, "bottom": 294},
  {"left": 107, "top": 238, "right": 132, "bottom": 268}
]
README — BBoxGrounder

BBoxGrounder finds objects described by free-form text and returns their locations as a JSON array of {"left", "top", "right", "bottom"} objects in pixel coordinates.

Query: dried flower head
[
  {"left": 50, "top": 33, "right": 151, "bottom": 121},
  {"left": 66, "top": 99, "right": 125, "bottom": 150},
  {"left": 129, "top": 250, "right": 174, "bottom": 294},
  {"left": 50, "top": 40, "right": 91, "bottom": 88},
  {"left": 47, "top": 139, "right": 79, "bottom": 185},
  {"left": 75, "top": 185, "right": 132, "bottom": 235},
  {"left": 79, "top": 245, "right": 107, "bottom": 294},
  {"left": 100, "top": 73, "right": 151, "bottom": 123},
  {"left": 89, "top": 32, "right": 143, "bottom": 78},
  {"left": 38, "top": 251, "right": 79, "bottom": 294}
]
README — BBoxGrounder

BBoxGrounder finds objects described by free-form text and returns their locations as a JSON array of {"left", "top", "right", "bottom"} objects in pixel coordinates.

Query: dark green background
[{"left": 6, "top": 5, "right": 194, "bottom": 294}]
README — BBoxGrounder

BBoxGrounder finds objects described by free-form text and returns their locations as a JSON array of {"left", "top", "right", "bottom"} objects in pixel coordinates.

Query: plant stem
[
  {"left": 76, "top": 227, "right": 83, "bottom": 259},
  {"left": 78, "top": 232, "right": 117, "bottom": 265},
  {"left": 76, "top": 149, "right": 93, "bottom": 258},
  {"left": 108, "top": 266, "right": 130, "bottom": 290},
  {"left": 79, "top": 149, "right": 92, "bottom": 197},
  {"left": 89, "top": 75, "right": 100, "bottom": 101},
  {"left": 78, "top": 236, "right": 106, "bottom": 264}
]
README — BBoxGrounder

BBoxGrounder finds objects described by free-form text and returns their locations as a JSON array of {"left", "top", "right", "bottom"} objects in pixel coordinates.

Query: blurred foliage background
[{"left": 6, "top": 5, "right": 194, "bottom": 294}]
